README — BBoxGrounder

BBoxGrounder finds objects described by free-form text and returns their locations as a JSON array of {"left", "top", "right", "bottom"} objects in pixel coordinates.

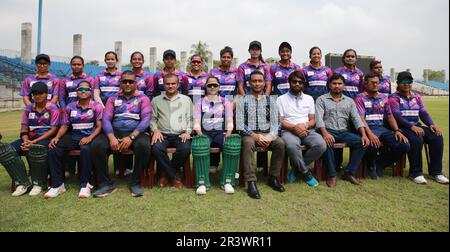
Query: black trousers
[{"left": 91, "top": 132, "right": 151, "bottom": 187}]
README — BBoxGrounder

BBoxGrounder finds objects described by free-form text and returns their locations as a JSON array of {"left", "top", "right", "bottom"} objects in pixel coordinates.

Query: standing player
[
  {"left": 334, "top": 49, "right": 364, "bottom": 99},
  {"left": 302, "top": 46, "right": 334, "bottom": 101},
  {"left": 209, "top": 46, "right": 238, "bottom": 100},
  {"left": 93, "top": 51, "right": 122, "bottom": 107},
  {"left": 186, "top": 55, "right": 209, "bottom": 103},
  {"left": 270, "top": 42, "right": 300, "bottom": 96},
  {"left": 153, "top": 49, "right": 189, "bottom": 97},
  {"left": 369, "top": 60, "right": 392, "bottom": 94}
]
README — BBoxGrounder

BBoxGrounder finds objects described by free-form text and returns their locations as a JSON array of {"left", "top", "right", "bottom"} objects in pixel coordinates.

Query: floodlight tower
[{"left": 37, "top": 0, "right": 43, "bottom": 54}]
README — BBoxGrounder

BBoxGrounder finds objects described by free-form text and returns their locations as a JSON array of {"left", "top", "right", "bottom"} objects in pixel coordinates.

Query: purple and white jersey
[
  {"left": 379, "top": 75, "right": 392, "bottom": 94},
  {"left": 59, "top": 73, "right": 95, "bottom": 109},
  {"left": 21, "top": 101, "right": 59, "bottom": 138},
  {"left": 388, "top": 92, "right": 433, "bottom": 127},
  {"left": 355, "top": 93, "right": 391, "bottom": 127},
  {"left": 301, "top": 65, "right": 333, "bottom": 101},
  {"left": 270, "top": 61, "right": 300, "bottom": 96},
  {"left": 209, "top": 66, "right": 238, "bottom": 97},
  {"left": 20, "top": 73, "right": 60, "bottom": 102},
  {"left": 236, "top": 60, "right": 272, "bottom": 94},
  {"left": 103, "top": 91, "right": 152, "bottom": 134},
  {"left": 194, "top": 96, "right": 233, "bottom": 131},
  {"left": 153, "top": 69, "right": 188, "bottom": 97},
  {"left": 135, "top": 70, "right": 155, "bottom": 100},
  {"left": 186, "top": 72, "right": 209, "bottom": 101},
  {"left": 61, "top": 100, "right": 103, "bottom": 141},
  {"left": 334, "top": 67, "right": 364, "bottom": 99},
  {"left": 94, "top": 70, "right": 122, "bottom": 104}
]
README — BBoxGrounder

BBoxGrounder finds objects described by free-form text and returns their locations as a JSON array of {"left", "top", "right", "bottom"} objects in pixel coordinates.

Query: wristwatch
[{"left": 129, "top": 134, "right": 136, "bottom": 141}]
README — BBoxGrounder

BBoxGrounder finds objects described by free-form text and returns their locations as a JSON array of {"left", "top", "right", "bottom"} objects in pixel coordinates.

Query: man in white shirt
[{"left": 277, "top": 71, "right": 326, "bottom": 187}]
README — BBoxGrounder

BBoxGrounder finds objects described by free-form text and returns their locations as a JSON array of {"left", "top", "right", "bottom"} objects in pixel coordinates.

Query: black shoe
[
  {"left": 267, "top": 176, "right": 285, "bottom": 192},
  {"left": 247, "top": 181, "right": 261, "bottom": 199}
]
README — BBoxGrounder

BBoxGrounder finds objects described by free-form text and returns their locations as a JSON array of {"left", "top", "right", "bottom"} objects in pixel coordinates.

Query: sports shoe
[
  {"left": 209, "top": 166, "right": 218, "bottom": 174},
  {"left": 44, "top": 184, "right": 66, "bottom": 199},
  {"left": 11, "top": 185, "right": 28, "bottom": 197},
  {"left": 196, "top": 185, "right": 207, "bottom": 195},
  {"left": 115, "top": 170, "right": 120, "bottom": 176},
  {"left": 79, "top": 183, "right": 93, "bottom": 199},
  {"left": 224, "top": 183, "right": 235, "bottom": 194},
  {"left": 288, "top": 169, "right": 298, "bottom": 183},
  {"left": 124, "top": 169, "right": 133, "bottom": 177},
  {"left": 411, "top": 175, "right": 427, "bottom": 185},
  {"left": 433, "top": 175, "right": 449, "bottom": 185},
  {"left": 29, "top": 185, "right": 43, "bottom": 196},
  {"left": 93, "top": 185, "right": 117, "bottom": 198},
  {"left": 302, "top": 171, "right": 319, "bottom": 187},
  {"left": 64, "top": 171, "right": 71, "bottom": 178},
  {"left": 129, "top": 184, "right": 144, "bottom": 197}
]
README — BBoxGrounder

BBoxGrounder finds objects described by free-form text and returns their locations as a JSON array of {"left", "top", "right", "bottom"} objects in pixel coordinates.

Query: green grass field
[{"left": 0, "top": 97, "right": 448, "bottom": 232}]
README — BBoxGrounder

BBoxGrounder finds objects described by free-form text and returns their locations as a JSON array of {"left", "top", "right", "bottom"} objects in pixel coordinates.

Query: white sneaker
[
  {"left": 209, "top": 166, "right": 218, "bottom": 174},
  {"left": 79, "top": 183, "right": 93, "bottom": 199},
  {"left": 29, "top": 185, "right": 44, "bottom": 196},
  {"left": 412, "top": 175, "right": 428, "bottom": 185},
  {"left": 224, "top": 183, "right": 235, "bottom": 194},
  {"left": 196, "top": 185, "right": 207, "bottom": 195},
  {"left": 433, "top": 175, "right": 449, "bottom": 185},
  {"left": 64, "top": 171, "right": 71, "bottom": 178},
  {"left": 11, "top": 185, "right": 28, "bottom": 197},
  {"left": 257, "top": 167, "right": 264, "bottom": 173},
  {"left": 44, "top": 184, "right": 66, "bottom": 199},
  {"left": 115, "top": 170, "right": 120, "bottom": 176},
  {"left": 124, "top": 169, "right": 133, "bottom": 176}
]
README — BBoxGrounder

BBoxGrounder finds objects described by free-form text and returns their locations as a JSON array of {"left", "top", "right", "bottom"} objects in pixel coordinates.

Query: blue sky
[{"left": 0, "top": 0, "right": 448, "bottom": 80}]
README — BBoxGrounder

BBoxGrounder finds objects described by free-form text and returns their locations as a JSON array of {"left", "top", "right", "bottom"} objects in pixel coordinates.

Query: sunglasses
[
  {"left": 121, "top": 79, "right": 136, "bottom": 84},
  {"left": 77, "top": 87, "right": 92, "bottom": 92},
  {"left": 291, "top": 80, "right": 304, "bottom": 84},
  {"left": 399, "top": 79, "right": 413, "bottom": 85},
  {"left": 207, "top": 83, "right": 220, "bottom": 88},
  {"left": 191, "top": 61, "right": 202, "bottom": 65}
]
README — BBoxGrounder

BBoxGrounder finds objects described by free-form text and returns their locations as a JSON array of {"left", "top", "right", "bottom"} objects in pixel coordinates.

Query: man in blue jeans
[{"left": 315, "top": 73, "right": 370, "bottom": 187}]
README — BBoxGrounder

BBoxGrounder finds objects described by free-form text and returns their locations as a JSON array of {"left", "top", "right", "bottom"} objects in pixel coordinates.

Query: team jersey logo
[
  {"left": 47, "top": 81, "right": 52, "bottom": 87},
  {"left": 66, "top": 81, "right": 74, "bottom": 87},
  {"left": 28, "top": 113, "right": 36, "bottom": 119},
  {"left": 114, "top": 99, "right": 122, "bottom": 107},
  {"left": 87, "top": 109, "right": 93, "bottom": 116},
  {"left": 134, "top": 99, "right": 139, "bottom": 106},
  {"left": 230, "top": 74, "right": 235, "bottom": 79},
  {"left": 307, "top": 71, "right": 314, "bottom": 76},
  {"left": 71, "top": 110, "right": 77, "bottom": 117},
  {"left": 43, "top": 112, "right": 50, "bottom": 119},
  {"left": 275, "top": 71, "right": 283, "bottom": 78},
  {"left": 100, "top": 76, "right": 107, "bottom": 82}
]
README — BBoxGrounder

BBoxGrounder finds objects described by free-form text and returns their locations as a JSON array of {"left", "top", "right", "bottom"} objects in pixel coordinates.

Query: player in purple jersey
[
  {"left": 388, "top": 71, "right": 448, "bottom": 185},
  {"left": 93, "top": 51, "right": 122, "bottom": 107},
  {"left": 369, "top": 60, "right": 392, "bottom": 94},
  {"left": 334, "top": 49, "right": 364, "bottom": 99},
  {"left": 270, "top": 42, "right": 300, "bottom": 96},
  {"left": 302, "top": 46, "right": 334, "bottom": 101},
  {"left": 130, "top": 51, "right": 154, "bottom": 100},
  {"left": 91, "top": 71, "right": 152, "bottom": 197},
  {"left": 45, "top": 81, "right": 103, "bottom": 199},
  {"left": 0, "top": 82, "right": 59, "bottom": 196},
  {"left": 193, "top": 76, "right": 235, "bottom": 195},
  {"left": 153, "top": 49, "right": 189, "bottom": 97},
  {"left": 237, "top": 41, "right": 272, "bottom": 96},
  {"left": 209, "top": 46, "right": 238, "bottom": 100},
  {"left": 59, "top": 56, "right": 95, "bottom": 109},
  {"left": 186, "top": 55, "right": 209, "bottom": 103},
  {"left": 20, "top": 54, "right": 59, "bottom": 106},
  {"left": 354, "top": 73, "right": 409, "bottom": 180}
]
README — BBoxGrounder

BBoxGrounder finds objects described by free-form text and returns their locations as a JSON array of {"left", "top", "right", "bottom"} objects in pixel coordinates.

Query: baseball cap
[
  {"left": 249, "top": 41, "right": 262, "bottom": 50},
  {"left": 35, "top": 54, "right": 51, "bottom": 64},
  {"left": 278, "top": 42, "right": 292, "bottom": 52},
  {"left": 163, "top": 49, "right": 176, "bottom": 59},
  {"left": 397, "top": 71, "right": 414, "bottom": 83},
  {"left": 31, "top": 81, "right": 48, "bottom": 93}
]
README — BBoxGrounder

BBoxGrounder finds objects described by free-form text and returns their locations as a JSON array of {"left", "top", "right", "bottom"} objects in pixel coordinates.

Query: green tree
[
  {"left": 424, "top": 69, "right": 446, "bottom": 82},
  {"left": 87, "top": 60, "right": 99, "bottom": 66},
  {"left": 265, "top": 57, "right": 277, "bottom": 67}
]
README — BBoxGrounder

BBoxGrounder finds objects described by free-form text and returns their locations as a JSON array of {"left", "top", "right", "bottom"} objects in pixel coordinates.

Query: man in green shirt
[{"left": 151, "top": 73, "right": 193, "bottom": 189}]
